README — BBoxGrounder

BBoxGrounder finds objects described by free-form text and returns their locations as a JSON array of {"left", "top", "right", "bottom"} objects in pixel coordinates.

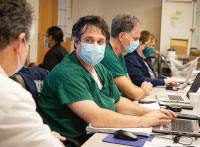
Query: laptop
[
  {"left": 153, "top": 118, "right": 200, "bottom": 137},
  {"left": 156, "top": 69, "right": 194, "bottom": 104},
  {"left": 186, "top": 73, "right": 200, "bottom": 97}
]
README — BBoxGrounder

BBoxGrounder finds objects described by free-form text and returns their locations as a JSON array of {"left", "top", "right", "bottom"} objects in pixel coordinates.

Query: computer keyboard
[
  {"left": 168, "top": 95, "right": 184, "bottom": 101},
  {"left": 171, "top": 119, "right": 194, "bottom": 132}
]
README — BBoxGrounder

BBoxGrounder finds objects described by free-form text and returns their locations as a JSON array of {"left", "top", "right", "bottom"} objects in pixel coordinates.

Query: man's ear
[
  {"left": 118, "top": 32, "right": 125, "bottom": 42},
  {"left": 15, "top": 33, "right": 26, "bottom": 56},
  {"left": 49, "top": 35, "right": 53, "bottom": 41},
  {"left": 73, "top": 37, "right": 79, "bottom": 49}
]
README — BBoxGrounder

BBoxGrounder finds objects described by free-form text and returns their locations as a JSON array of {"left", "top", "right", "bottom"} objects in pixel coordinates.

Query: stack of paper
[
  {"left": 139, "top": 102, "right": 160, "bottom": 109},
  {"left": 86, "top": 124, "right": 152, "bottom": 136}
]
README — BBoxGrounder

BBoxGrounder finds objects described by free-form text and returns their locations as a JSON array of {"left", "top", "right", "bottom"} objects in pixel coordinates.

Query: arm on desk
[
  {"left": 67, "top": 99, "right": 172, "bottom": 128},
  {"left": 115, "top": 97, "right": 177, "bottom": 118},
  {"left": 113, "top": 75, "right": 153, "bottom": 101}
]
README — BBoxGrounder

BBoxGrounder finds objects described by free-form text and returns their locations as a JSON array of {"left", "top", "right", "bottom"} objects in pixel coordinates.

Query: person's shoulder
[
  {"left": 48, "top": 53, "right": 86, "bottom": 80},
  {"left": 105, "top": 42, "right": 115, "bottom": 55},
  {"left": 125, "top": 51, "right": 141, "bottom": 62},
  {"left": 0, "top": 75, "right": 34, "bottom": 109},
  {"left": 102, "top": 43, "right": 118, "bottom": 64},
  {"left": 57, "top": 44, "right": 68, "bottom": 53}
]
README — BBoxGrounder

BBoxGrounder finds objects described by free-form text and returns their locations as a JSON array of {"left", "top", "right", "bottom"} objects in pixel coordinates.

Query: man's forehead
[
  {"left": 81, "top": 25, "right": 105, "bottom": 38},
  {"left": 129, "top": 24, "right": 141, "bottom": 35},
  {"left": 81, "top": 25, "right": 102, "bottom": 34}
]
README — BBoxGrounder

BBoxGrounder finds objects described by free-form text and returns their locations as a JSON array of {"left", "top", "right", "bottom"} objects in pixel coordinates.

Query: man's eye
[
  {"left": 98, "top": 40, "right": 105, "bottom": 45},
  {"left": 86, "top": 39, "right": 93, "bottom": 44}
]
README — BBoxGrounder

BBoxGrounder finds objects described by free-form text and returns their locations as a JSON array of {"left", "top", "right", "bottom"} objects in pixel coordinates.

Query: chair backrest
[{"left": 10, "top": 66, "right": 49, "bottom": 102}]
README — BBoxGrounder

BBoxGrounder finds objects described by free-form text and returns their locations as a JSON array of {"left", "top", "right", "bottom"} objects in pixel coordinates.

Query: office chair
[
  {"left": 10, "top": 66, "right": 81, "bottom": 147},
  {"left": 10, "top": 66, "right": 48, "bottom": 102}
]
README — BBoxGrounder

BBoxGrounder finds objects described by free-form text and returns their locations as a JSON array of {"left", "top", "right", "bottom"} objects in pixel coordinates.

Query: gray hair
[
  {"left": 111, "top": 13, "right": 140, "bottom": 38},
  {"left": 0, "top": 0, "right": 33, "bottom": 51}
]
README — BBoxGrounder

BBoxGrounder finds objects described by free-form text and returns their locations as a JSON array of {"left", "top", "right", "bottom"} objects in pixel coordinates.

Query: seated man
[
  {"left": 125, "top": 31, "right": 178, "bottom": 87},
  {"left": 0, "top": 0, "right": 65, "bottom": 146},
  {"left": 37, "top": 15, "right": 177, "bottom": 145},
  {"left": 100, "top": 14, "right": 153, "bottom": 101}
]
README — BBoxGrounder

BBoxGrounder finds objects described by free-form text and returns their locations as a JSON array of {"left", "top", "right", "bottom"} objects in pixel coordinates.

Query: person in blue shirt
[{"left": 125, "top": 31, "right": 177, "bottom": 87}]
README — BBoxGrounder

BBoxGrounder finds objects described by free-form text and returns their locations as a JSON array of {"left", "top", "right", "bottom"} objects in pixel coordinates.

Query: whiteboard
[{"left": 160, "top": 0, "right": 193, "bottom": 55}]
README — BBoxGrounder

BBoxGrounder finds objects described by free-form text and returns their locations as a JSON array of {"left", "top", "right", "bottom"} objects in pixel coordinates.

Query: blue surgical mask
[
  {"left": 14, "top": 56, "right": 25, "bottom": 73},
  {"left": 79, "top": 43, "right": 105, "bottom": 65},
  {"left": 14, "top": 38, "right": 28, "bottom": 74},
  {"left": 44, "top": 40, "right": 49, "bottom": 48},
  {"left": 142, "top": 47, "right": 154, "bottom": 57},
  {"left": 124, "top": 36, "right": 139, "bottom": 53}
]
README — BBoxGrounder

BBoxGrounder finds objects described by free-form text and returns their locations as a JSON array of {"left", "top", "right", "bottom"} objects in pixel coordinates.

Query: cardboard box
[{"left": 170, "top": 39, "right": 188, "bottom": 55}]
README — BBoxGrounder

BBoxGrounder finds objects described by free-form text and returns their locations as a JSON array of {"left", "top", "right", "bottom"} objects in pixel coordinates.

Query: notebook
[{"left": 153, "top": 118, "right": 200, "bottom": 137}]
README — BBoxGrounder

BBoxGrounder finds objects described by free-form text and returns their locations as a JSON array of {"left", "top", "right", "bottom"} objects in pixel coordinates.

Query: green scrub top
[
  {"left": 101, "top": 41, "right": 127, "bottom": 77},
  {"left": 37, "top": 51, "right": 121, "bottom": 139}
]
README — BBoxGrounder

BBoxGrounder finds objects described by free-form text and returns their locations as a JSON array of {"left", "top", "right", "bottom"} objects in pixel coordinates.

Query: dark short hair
[
  {"left": 139, "top": 30, "right": 151, "bottom": 44},
  {"left": 72, "top": 15, "right": 110, "bottom": 41},
  {"left": 47, "top": 26, "right": 64, "bottom": 42},
  {"left": 0, "top": 0, "right": 33, "bottom": 51},
  {"left": 111, "top": 14, "right": 140, "bottom": 38}
]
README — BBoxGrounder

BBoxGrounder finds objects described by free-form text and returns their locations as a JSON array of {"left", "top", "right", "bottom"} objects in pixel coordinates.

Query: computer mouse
[{"left": 114, "top": 130, "right": 138, "bottom": 141}]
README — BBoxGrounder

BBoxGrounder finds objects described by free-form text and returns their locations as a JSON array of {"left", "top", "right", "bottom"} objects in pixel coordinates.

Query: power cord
[
  {"left": 154, "top": 133, "right": 194, "bottom": 146},
  {"left": 172, "top": 134, "right": 193, "bottom": 146}
]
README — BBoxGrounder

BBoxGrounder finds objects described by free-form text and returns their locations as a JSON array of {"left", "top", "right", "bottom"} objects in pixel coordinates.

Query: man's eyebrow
[
  {"left": 84, "top": 36, "right": 94, "bottom": 39},
  {"left": 98, "top": 38, "right": 105, "bottom": 40}
]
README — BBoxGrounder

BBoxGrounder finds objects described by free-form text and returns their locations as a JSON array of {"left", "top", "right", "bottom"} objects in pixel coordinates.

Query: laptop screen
[{"left": 186, "top": 73, "right": 200, "bottom": 98}]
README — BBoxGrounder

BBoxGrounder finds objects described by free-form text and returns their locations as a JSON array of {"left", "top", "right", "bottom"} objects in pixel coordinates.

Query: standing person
[
  {"left": 101, "top": 14, "right": 153, "bottom": 101},
  {"left": 41, "top": 26, "right": 68, "bottom": 71},
  {"left": 37, "top": 15, "right": 176, "bottom": 146},
  {"left": 0, "top": 0, "right": 65, "bottom": 146},
  {"left": 125, "top": 31, "right": 178, "bottom": 87}
]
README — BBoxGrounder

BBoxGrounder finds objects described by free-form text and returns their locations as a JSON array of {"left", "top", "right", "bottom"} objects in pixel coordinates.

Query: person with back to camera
[
  {"left": 100, "top": 14, "right": 153, "bottom": 101},
  {"left": 37, "top": 15, "right": 177, "bottom": 146},
  {"left": 125, "top": 31, "right": 178, "bottom": 87},
  {"left": 41, "top": 26, "right": 68, "bottom": 71},
  {"left": 0, "top": 0, "right": 66, "bottom": 146}
]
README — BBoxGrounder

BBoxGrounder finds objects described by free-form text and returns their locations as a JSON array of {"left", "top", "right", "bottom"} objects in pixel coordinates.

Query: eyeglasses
[{"left": 43, "top": 35, "right": 49, "bottom": 38}]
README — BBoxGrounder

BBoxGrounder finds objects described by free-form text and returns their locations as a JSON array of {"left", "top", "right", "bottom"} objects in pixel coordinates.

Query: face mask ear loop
[
  {"left": 23, "top": 37, "right": 29, "bottom": 55},
  {"left": 76, "top": 39, "right": 81, "bottom": 57},
  {"left": 17, "top": 55, "right": 20, "bottom": 67}
]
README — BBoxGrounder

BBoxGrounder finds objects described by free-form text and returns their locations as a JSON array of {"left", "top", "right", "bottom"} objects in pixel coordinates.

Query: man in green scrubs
[
  {"left": 101, "top": 14, "right": 153, "bottom": 101},
  {"left": 37, "top": 15, "right": 177, "bottom": 145}
]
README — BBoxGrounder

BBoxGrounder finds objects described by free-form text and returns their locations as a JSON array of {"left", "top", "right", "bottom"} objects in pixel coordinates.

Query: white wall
[
  {"left": 27, "top": 0, "right": 39, "bottom": 62},
  {"left": 28, "top": 0, "right": 163, "bottom": 59},
  {"left": 72, "top": 0, "right": 162, "bottom": 50}
]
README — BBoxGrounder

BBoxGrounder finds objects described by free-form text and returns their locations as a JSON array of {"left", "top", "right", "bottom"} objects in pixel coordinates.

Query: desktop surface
[{"left": 82, "top": 87, "right": 200, "bottom": 147}]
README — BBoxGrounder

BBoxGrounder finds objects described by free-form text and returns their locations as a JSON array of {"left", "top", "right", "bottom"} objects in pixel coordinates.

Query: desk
[{"left": 82, "top": 87, "right": 200, "bottom": 147}]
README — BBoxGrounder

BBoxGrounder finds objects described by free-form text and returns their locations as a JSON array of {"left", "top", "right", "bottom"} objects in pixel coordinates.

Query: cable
[{"left": 153, "top": 133, "right": 194, "bottom": 146}]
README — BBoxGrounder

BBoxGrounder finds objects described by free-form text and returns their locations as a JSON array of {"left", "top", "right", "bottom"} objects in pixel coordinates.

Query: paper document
[
  {"left": 86, "top": 124, "right": 152, "bottom": 136},
  {"left": 139, "top": 102, "right": 160, "bottom": 109}
]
